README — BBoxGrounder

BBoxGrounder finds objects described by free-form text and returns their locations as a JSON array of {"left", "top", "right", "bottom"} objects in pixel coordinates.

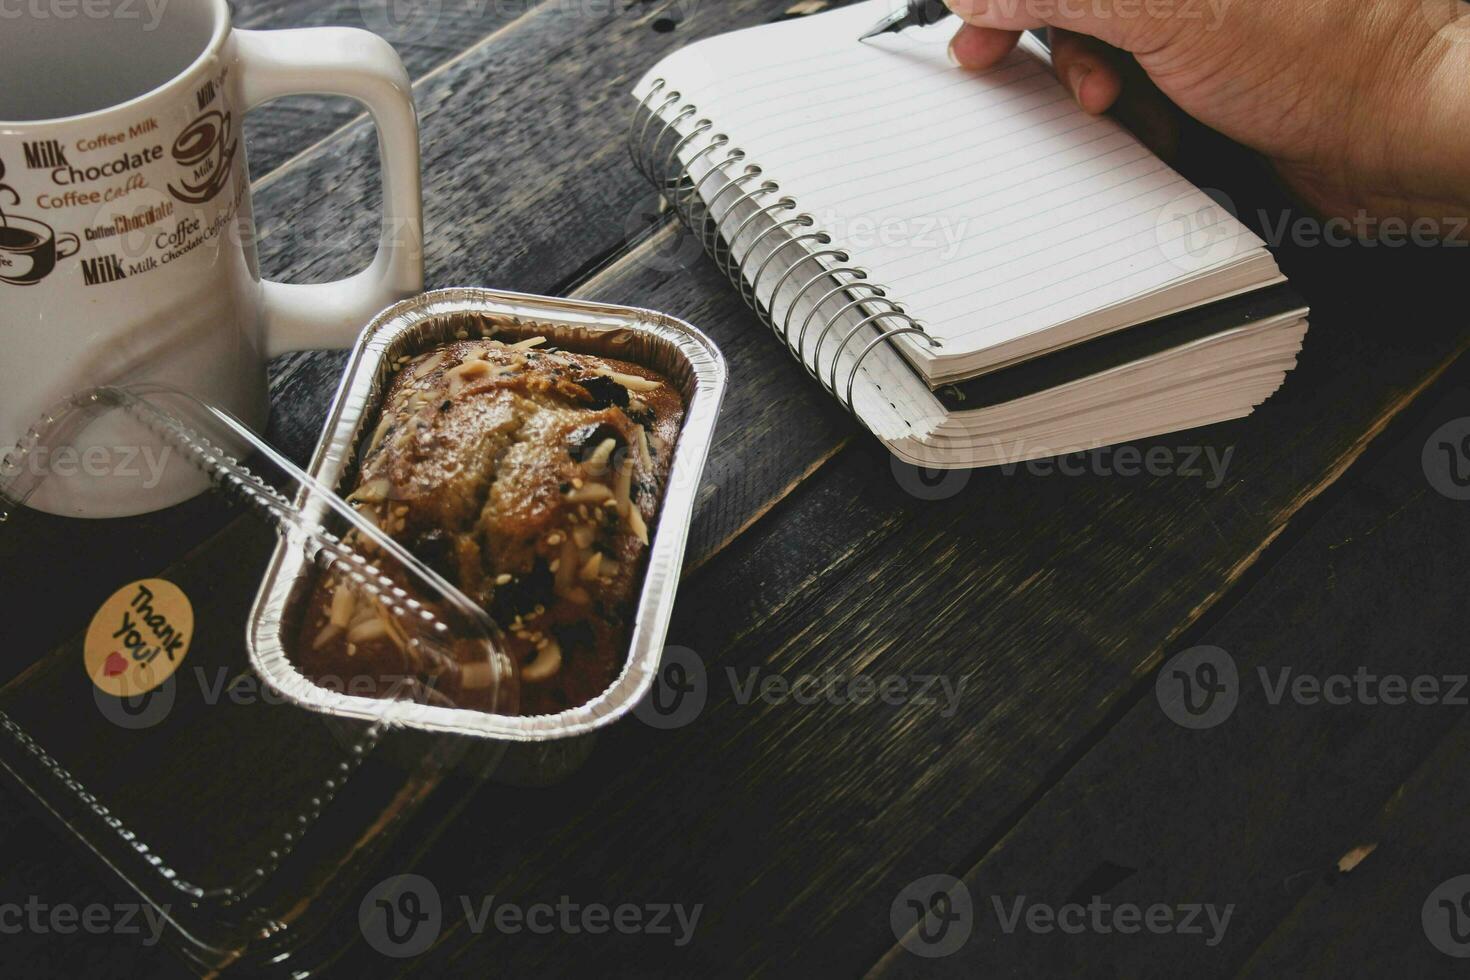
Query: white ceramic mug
[{"left": 0, "top": 0, "right": 422, "bottom": 517}]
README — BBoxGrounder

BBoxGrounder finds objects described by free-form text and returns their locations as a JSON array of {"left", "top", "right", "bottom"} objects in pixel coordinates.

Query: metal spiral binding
[
  {"left": 742, "top": 216, "right": 818, "bottom": 310},
  {"left": 710, "top": 179, "right": 784, "bottom": 273},
  {"left": 787, "top": 269, "right": 878, "bottom": 368},
  {"left": 629, "top": 81, "right": 941, "bottom": 418},
  {"left": 673, "top": 135, "right": 732, "bottom": 208},
  {"left": 823, "top": 309, "right": 917, "bottom": 395},
  {"left": 697, "top": 161, "right": 761, "bottom": 253},
  {"left": 717, "top": 193, "right": 796, "bottom": 283},
  {"left": 760, "top": 244, "right": 847, "bottom": 350}
]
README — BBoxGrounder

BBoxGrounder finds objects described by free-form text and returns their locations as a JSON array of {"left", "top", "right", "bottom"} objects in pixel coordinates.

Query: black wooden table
[{"left": 3, "top": 2, "right": 1468, "bottom": 977}]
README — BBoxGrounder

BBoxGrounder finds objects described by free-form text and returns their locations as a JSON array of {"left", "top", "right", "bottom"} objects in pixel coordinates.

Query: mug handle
[
  {"left": 232, "top": 28, "right": 424, "bottom": 357},
  {"left": 55, "top": 233, "right": 81, "bottom": 260}
]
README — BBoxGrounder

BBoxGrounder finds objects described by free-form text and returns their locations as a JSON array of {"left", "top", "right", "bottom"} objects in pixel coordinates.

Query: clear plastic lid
[{"left": 0, "top": 382, "right": 516, "bottom": 970}]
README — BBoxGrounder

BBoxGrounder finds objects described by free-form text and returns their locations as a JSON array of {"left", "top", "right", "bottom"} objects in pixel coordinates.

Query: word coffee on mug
[{"left": 0, "top": 0, "right": 423, "bottom": 517}]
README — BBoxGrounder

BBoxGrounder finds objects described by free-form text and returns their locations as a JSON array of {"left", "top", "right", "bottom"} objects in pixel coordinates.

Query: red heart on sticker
[{"left": 103, "top": 652, "right": 129, "bottom": 678}]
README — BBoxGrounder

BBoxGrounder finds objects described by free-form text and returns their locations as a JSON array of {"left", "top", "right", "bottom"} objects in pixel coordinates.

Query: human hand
[{"left": 945, "top": 0, "right": 1470, "bottom": 232}]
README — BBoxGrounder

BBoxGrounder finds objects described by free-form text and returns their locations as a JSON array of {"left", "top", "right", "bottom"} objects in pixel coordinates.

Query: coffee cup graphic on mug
[
  {"left": 0, "top": 0, "right": 423, "bottom": 518},
  {"left": 0, "top": 163, "right": 83, "bottom": 285}
]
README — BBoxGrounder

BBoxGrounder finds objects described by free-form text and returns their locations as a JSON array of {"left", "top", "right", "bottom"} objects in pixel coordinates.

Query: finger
[
  {"left": 1049, "top": 29, "right": 1123, "bottom": 115},
  {"left": 1051, "top": 30, "right": 1180, "bottom": 158},
  {"left": 945, "top": 0, "right": 1174, "bottom": 55},
  {"left": 948, "top": 23, "right": 1021, "bottom": 70}
]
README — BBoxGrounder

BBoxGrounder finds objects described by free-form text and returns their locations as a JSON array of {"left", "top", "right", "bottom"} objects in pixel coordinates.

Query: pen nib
[{"left": 858, "top": 9, "right": 908, "bottom": 42}]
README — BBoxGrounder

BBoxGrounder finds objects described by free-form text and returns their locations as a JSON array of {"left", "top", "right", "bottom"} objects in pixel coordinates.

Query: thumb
[{"left": 945, "top": 0, "right": 1181, "bottom": 54}]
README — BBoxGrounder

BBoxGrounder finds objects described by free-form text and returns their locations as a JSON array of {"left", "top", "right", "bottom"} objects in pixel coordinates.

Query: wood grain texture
[
  {"left": 1, "top": 0, "right": 840, "bottom": 682},
  {"left": 0, "top": 0, "right": 546, "bottom": 677},
  {"left": 867, "top": 359, "right": 1470, "bottom": 979},
  {"left": 250, "top": 0, "right": 804, "bottom": 305},
  {"left": 378, "top": 230, "right": 1470, "bottom": 977},
  {"left": 1238, "top": 716, "right": 1470, "bottom": 978},
  {"left": 257, "top": 0, "right": 857, "bottom": 561},
  {"left": 0, "top": 827, "right": 192, "bottom": 980},
  {"left": 9, "top": 139, "right": 1469, "bottom": 980},
  {"left": 0, "top": 5, "right": 853, "bottom": 977},
  {"left": 234, "top": 0, "right": 534, "bottom": 175},
  {"left": 2, "top": 4, "right": 1467, "bottom": 979},
  {"left": 0, "top": 518, "right": 286, "bottom": 980}
]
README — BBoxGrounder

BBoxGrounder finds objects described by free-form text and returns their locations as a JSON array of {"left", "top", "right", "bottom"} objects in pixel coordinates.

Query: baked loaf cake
[{"left": 296, "top": 335, "right": 684, "bottom": 716}]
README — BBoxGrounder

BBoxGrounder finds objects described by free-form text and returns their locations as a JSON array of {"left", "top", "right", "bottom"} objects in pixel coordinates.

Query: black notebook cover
[{"left": 933, "top": 284, "right": 1309, "bottom": 412}]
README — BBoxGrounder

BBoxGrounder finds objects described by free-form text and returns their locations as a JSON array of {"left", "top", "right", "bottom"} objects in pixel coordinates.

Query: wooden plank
[
  {"left": 234, "top": 0, "right": 537, "bottom": 175},
  {"left": 866, "top": 360, "right": 1470, "bottom": 978},
  {"left": 3, "top": 0, "right": 839, "bottom": 675},
  {"left": 0, "top": 222, "right": 854, "bottom": 979},
  {"left": 0, "top": 518, "right": 285, "bottom": 980},
  {"left": 1231, "top": 377, "right": 1470, "bottom": 978},
  {"left": 250, "top": 0, "right": 807, "bottom": 317},
  {"left": 0, "top": 0, "right": 551, "bottom": 672},
  {"left": 392, "top": 227, "right": 1470, "bottom": 976},
  {"left": 257, "top": 0, "right": 857, "bottom": 557},
  {"left": 0, "top": 8, "right": 851, "bottom": 977},
  {"left": 1238, "top": 717, "right": 1470, "bottom": 977},
  {"left": 4, "top": 8, "right": 1466, "bottom": 979},
  {"left": 0, "top": 824, "right": 192, "bottom": 980}
]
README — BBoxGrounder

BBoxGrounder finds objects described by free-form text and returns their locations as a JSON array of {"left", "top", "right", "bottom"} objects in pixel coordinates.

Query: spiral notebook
[{"left": 629, "top": 0, "right": 1308, "bottom": 467}]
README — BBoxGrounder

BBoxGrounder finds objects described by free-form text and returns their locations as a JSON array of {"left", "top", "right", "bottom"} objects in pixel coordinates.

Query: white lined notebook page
[{"left": 635, "top": 0, "right": 1267, "bottom": 372}]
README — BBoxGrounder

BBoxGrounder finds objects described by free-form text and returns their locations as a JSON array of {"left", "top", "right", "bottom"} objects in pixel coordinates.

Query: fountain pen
[{"left": 858, "top": 0, "right": 952, "bottom": 41}]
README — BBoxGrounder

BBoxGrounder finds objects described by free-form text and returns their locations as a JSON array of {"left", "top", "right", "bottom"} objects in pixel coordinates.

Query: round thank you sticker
[{"left": 84, "top": 578, "right": 193, "bottom": 698}]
